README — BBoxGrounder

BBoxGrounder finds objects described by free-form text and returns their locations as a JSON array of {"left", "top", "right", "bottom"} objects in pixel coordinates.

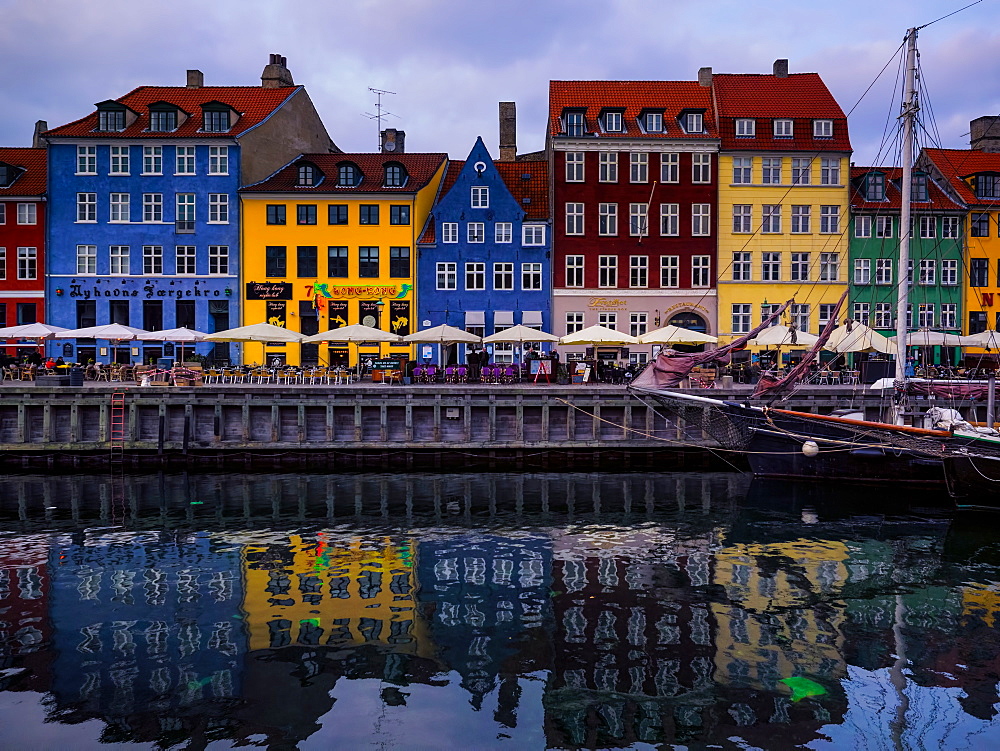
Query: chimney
[
  {"left": 32, "top": 120, "right": 47, "bottom": 148},
  {"left": 773, "top": 59, "right": 789, "bottom": 78},
  {"left": 499, "top": 101, "right": 516, "bottom": 162},
  {"left": 970, "top": 116, "right": 1000, "bottom": 153},
  {"left": 698, "top": 67, "right": 713, "bottom": 87},
  {"left": 261, "top": 54, "right": 294, "bottom": 88},
  {"left": 186, "top": 69, "right": 204, "bottom": 89},
  {"left": 380, "top": 128, "right": 405, "bottom": 154}
]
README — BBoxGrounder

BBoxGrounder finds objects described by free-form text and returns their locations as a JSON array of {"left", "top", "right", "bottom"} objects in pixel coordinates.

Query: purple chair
[
  {"left": 502, "top": 366, "right": 516, "bottom": 384},
  {"left": 456, "top": 366, "right": 468, "bottom": 383},
  {"left": 412, "top": 366, "right": 425, "bottom": 382}
]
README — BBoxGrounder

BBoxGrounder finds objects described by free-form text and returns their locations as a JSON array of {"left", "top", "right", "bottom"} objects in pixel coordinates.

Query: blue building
[
  {"left": 42, "top": 55, "right": 333, "bottom": 364},
  {"left": 417, "top": 136, "right": 550, "bottom": 364}
]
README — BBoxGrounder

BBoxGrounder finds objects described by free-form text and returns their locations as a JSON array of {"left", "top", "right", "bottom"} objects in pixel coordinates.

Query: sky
[{"left": 2, "top": 0, "right": 998, "bottom": 167}]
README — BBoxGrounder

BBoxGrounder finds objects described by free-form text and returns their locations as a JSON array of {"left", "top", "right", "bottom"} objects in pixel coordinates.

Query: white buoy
[{"left": 802, "top": 440, "right": 819, "bottom": 457}]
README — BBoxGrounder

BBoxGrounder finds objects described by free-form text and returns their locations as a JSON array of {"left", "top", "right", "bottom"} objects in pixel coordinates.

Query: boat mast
[{"left": 894, "top": 28, "right": 919, "bottom": 423}]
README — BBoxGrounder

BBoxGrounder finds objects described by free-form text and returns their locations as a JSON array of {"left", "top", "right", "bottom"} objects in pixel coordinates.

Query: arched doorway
[{"left": 667, "top": 312, "right": 709, "bottom": 353}]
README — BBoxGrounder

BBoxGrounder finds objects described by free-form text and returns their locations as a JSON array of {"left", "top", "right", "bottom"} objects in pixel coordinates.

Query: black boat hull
[{"left": 943, "top": 454, "right": 1000, "bottom": 508}]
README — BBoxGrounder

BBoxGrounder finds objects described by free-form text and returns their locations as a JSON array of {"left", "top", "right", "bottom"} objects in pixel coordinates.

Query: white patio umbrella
[
  {"left": 204, "top": 323, "right": 304, "bottom": 366},
  {"left": 961, "top": 330, "right": 1000, "bottom": 349},
  {"left": 892, "top": 329, "right": 966, "bottom": 348},
  {"left": 559, "top": 325, "right": 639, "bottom": 346},
  {"left": 747, "top": 325, "right": 820, "bottom": 347},
  {"left": 59, "top": 323, "right": 149, "bottom": 340},
  {"left": 483, "top": 324, "right": 559, "bottom": 363},
  {"left": 403, "top": 324, "right": 482, "bottom": 366},
  {"left": 824, "top": 323, "right": 896, "bottom": 355},
  {"left": 304, "top": 324, "right": 402, "bottom": 373},
  {"left": 638, "top": 325, "right": 717, "bottom": 345},
  {"left": 139, "top": 327, "right": 211, "bottom": 364},
  {"left": 0, "top": 323, "right": 71, "bottom": 339}
]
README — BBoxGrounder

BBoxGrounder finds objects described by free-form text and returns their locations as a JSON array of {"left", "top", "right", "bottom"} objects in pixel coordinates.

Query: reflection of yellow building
[
  {"left": 240, "top": 151, "right": 447, "bottom": 366},
  {"left": 961, "top": 583, "right": 1000, "bottom": 628},
  {"left": 241, "top": 534, "right": 432, "bottom": 656},
  {"left": 712, "top": 539, "right": 849, "bottom": 688}
]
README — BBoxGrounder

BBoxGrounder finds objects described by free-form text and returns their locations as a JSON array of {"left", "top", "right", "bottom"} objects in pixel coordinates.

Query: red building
[
  {"left": 547, "top": 80, "right": 719, "bottom": 365},
  {"left": 0, "top": 146, "right": 47, "bottom": 355}
]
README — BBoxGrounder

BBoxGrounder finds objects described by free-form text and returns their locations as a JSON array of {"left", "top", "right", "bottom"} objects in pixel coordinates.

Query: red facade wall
[{"left": 0, "top": 199, "right": 46, "bottom": 330}]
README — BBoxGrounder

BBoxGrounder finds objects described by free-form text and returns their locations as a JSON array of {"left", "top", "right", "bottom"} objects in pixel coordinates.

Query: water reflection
[{"left": 1, "top": 471, "right": 999, "bottom": 748}]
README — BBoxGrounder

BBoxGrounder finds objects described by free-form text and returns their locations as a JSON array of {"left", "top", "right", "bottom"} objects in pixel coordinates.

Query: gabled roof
[
  {"left": 922, "top": 148, "right": 1000, "bottom": 206},
  {"left": 850, "top": 166, "right": 963, "bottom": 212},
  {"left": 495, "top": 161, "right": 548, "bottom": 220},
  {"left": 242, "top": 152, "right": 447, "bottom": 194},
  {"left": 548, "top": 81, "right": 717, "bottom": 139},
  {"left": 0, "top": 147, "right": 46, "bottom": 196},
  {"left": 44, "top": 85, "right": 300, "bottom": 139}
]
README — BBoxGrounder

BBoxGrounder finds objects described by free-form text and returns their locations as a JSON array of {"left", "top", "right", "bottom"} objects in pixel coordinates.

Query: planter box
[{"left": 34, "top": 375, "right": 70, "bottom": 387}]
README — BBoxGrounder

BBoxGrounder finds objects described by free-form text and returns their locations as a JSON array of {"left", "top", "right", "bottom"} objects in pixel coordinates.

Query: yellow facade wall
[
  {"left": 716, "top": 154, "right": 850, "bottom": 349},
  {"left": 963, "top": 208, "right": 1000, "bottom": 341}
]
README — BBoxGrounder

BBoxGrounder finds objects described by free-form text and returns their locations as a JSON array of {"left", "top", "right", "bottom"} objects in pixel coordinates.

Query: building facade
[
  {"left": 417, "top": 136, "right": 550, "bottom": 365},
  {"left": 547, "top": 81, "right": 720, "bottom": 364},
  {"left": 42, "top": 56, "right": 333, "bottom": 364}
]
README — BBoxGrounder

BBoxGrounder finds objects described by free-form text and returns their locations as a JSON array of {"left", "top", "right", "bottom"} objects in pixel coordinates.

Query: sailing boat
[{"left": 631, "top": 27, "right": 1000, "bottom": 493}]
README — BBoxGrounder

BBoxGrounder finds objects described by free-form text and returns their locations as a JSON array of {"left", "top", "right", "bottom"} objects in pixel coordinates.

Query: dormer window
[
  {"left": 975, "top": 173, "right": 1000, "bottom": 200},
  {"left": 641, "top": 111, "right": 663, "bottom": 133},
  {"left": 0, "top": 162, "right": 22, "bottom": 188},
  {"left": 201, "top": 103, "right": 232, "bottom": 132},
  {"left": 564, "top": 110, "right": 586, "bottom": 137},
  {"left": 297, "top": 163, "right": 318, "bottom": 187},
  {"left": 383, "top": 163, "right": 407, "bottom": 187},
  {"left": 682, "top": 112, "right": 703, "bottom": 134},
  {"left": 813, "top": 119, "right": 833, "bottom": 138},
  {"left": 601, "top": 109, "right": 624, "bottom": 133},
  {"left": 337, "top": 162, "right": 361, "bottom": 187},
  {"left": 735, "top": 118, "right": 755, "bottom": 137},
  {"left": 912, "top": 172, "right": 929, "bottom": 201},
  {"left": 773, "top": 119, "right": 794, "bottom": 138},
  {"left": 149, "top": 104, "right": 178, "bottom": 132},
  {"left": 97, "top": 104, "right": 127, "bottom": 132},
  {"left": 865, "top": 172, "right": 886, "bottom": 201}
]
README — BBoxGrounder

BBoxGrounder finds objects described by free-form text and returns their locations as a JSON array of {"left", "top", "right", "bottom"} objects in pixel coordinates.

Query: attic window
[
  {"left": 975, "top": 173, "right": 1000, "bottom": 200},
  {"left": 643, "top": 112, "right": 663, "bottom": 133},
  {"left": 564, "top": 110, "right": 586, "bottom": 137},
  {"left": 773, "top": 119, "right": 794, "bottom": 138},
  {"left": 601, "top": 110, "right": 624, "bottom": 133},
  {"left": 338, "top": 163, "right": 361, "bottom": 187},
  {"left": 97, "top": 106, "right": 127, "bottom": 132},
  {"left": 912, "top": 172, "right": 929, "bottom": 201},
  {"left": 813, "top": 119, "right": 833, "bottom": 138},
  {"left": 297, "top": 163, "right": 318, "bottom": 187},
  {"left": 682, "top": 112, "right": 703, "bottom": 134},
  {"left": 383, "top": 163, "right": 407, "bottom": 187},
  {"left": 865, "top": 172, "right": 885, "bottom": 202},
  {"left": 0, "top": 162, "right": 22, "bottom": 188},
  {"left": 149, "top": 105, "right": 178, "bottom": 132},
  {"left": 735, "top": 118, "right": 755, "bottom": 137},
  {"left": 202, "top": 104, "right": 231, "bottom": 132}
]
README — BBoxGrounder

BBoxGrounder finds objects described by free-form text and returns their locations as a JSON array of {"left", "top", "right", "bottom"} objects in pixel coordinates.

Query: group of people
[{"left": 0, "top": 351, "right": 63, "bottom": 370}]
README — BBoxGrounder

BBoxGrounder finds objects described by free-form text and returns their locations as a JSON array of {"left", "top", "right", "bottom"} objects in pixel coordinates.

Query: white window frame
[
  {"left": 692, "top": 255, "right": 710, "bottom": 288},
  {"left": 918, "top": 303, "right": 935, "bottom": 329},
  {"left": 110, "top": 193, "right": 130, "bottom": 223},
  {"left": 629, "top": 203, "right": 648, "bottom": 237},
  {"left": 821, "top": 157, "right": 840, "bottom": 185},
  {"left": 855, "top": 215, "right": 872, "bottom": 238},
  {"left": 791, "top": 252, "right": 810, "bottom": 282},
  {"left": 142, "top": 146, "right": 162, "bottom": 175},
  {"left": 629, "top": 312, "right": 648, "bottom": 338},
  {"left": 853, "top": 303, "right": 870, "bottom": 325},
  {"left": 692, "top": 153, "right": 711, "bottom": 184},
  {"left": 175, "top": 146, "right": 196, "bottom": 175},
  {"left": 790, "top": 303, "right": 810, "bottom": 333},
  {"left": 76, "top": 192, "right": 96, "bottom": 223},
  {"left": 919, "top": 259, "right": 936, "bottom": 285},
  {"left": 598, "top": 255, "right": 618, "bottom": 288},
  {"left": 16, "top": 246, "right": 36, "bottom": 280},
  {"left": 176, "top": 192, "right": 195, "bottom": 227},
  {"left": 442, "top": 222, "right": 458, "bottom": 243},
  {"left": 854, "top": 258, "right": 871, "bottom": 285},
  {"left": 660, "top": 153, "right": 679, "bottom": 183},
  {"left": 467, "top": 222, "right": 485, "bottom": 243},
  {"left": 813, "top": 119, "right": 833, "bottom": 138},
  {"left": 175, "top": 245, "right": 196, "bottom": 275},
  {"left": 732, "top": 304, "right": 751, "bottom": 334},
  {"left": 495, "top": 222, "right": 512, "bottom": 243},
  {"left": 941, "top": 259, "right": 958, "bottom": 286},
  {"left": 941, "top": 304, "right": 957, "bottom": 329},
  {"left": 762, "top": 252, "right": 781, "bottom": 282},
  {"left": 875, "top": 258, "right": 893, "bottom": 285},
  {"left": 110, "top": 145, "right": 130, "bottom": 175},
  {"left": 645, "top": 112, "right": 663, "bottom": 133},
  {"left": 17, "top": 203, "right": 36, "bottom": 225},
  {"left": 209, "top": 245, "right": 229, "bottom": 275},
  {"left": 735, "top": 119, "right": 755, "bottom": 137},
  {"left": 565, "top": 203, "right": 584, "bottom": 235},
  {"left": 762, "top": 157, "right": 782, "bottom": 184},
  {"left": 630, "top": 152, "right": 648, "bottom": 183},
  {"left": 599, "top": 153, "right": 618, "bottom": 183},
  {"left": 521, "top": 262, "right": 542, "bottom": 290},
  {"left": 791, "top": 158, "right": 812, "bottom": 185},
  {"left": 565, "top": 256, "right": 584, "bottom": 288},
  {"left": 522, "top": 225, "right": 545, "bottom": 246},
  {"left": 660, "top": 203, "right": 679, "bottom": 236},
  {"left": 733, "top": 204, "right": 752, "bottom": 233},
  {"left": 660, "top": 256, "right": 679, "bottom": 288},
  {"left": 604, "top": 111, "right": 623, "bottom": 132},
  {"left": 629, "top": 256, "right": 648, "bottom": 288},
  {"left": 471, "top": 186, "right": 489, "bottom": 208},
  {"left": 208, "top": 194, "right": 229, "bottom": 223},
  {"left": 143, "top": 193, "right": 163, "bottom": 223},
  {"left": 691, "top": 204, "right": 710, "bottom": 237},
  {"left": 942, "top": 217, "right": 960, "bottom": 238},
  {"left": 143, "top": 245, "right": 163, "bottom": 275},
  {"left": 565, "top": 152, "right": 584, "bottom": 182},
  {"left": 565, "top": 312, "right": 584, "bottom": 335},
  {"left": 436, "top": 262, "right": 457, "bottom": 290},
  {"left": 874, "top": 215, "right": 893, "bottom": 238},
  {"left": 208, "top": 146, "right": 228, "bottom": 175},
  {"left": 762, "top": 204, "right": 781, "bottom": 234},
  {"left": 820, "top": 205, "right": 840, "bottom": 234},
  {"left": 76, "top": 145, "right": 96, "bottom": 175},
  {"left": 465, "top": 262, "right": 486, "bottom": 290},
  {"left": 874, "top": 303, "right": 893, "bottom": 329},
  {"left": 732, "top": 252, "right": 751, "bottom": 281},
  {"left": 773, "top": 119, "right": 794, "bottom": 137},
  {"left": 819, "top": 252, "right": 839, "bottom": 282},
  {"left": 598, "top": 203, "right": 618, "bottom": 236},
  {"left": 598, "top": 312, "right": 617, "bottom": 329},
  {"left": 76, "top": 244, "right": 97, "bottom": 274},
  {"left": 685, "top": 113, "right": 703, "bottom": 133},
  {"left": 493, "top": 262, "right": 514, "bottom": 290},
  {"left": 791, "top": 205, "right": 811, "bottom": 234},
  {"left": 732, "top": 157, "right": 751, "bottom": 184},
  {"left": 110, "top": 245, "right": 130, "bottom": 275},
  {"left": 919, "top": 216, "right": 936, "bottom": 239}
]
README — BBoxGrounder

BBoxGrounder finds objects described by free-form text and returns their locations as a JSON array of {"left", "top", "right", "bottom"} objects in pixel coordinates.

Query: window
[
  {"left": 942, "top": 259, "right": 958, "bottom": 286},
  {"left": 175, "top": 193, "right": 195, "bottom": 231},
  {"left": 465, "top": 262, "right": 485, "bottom": 290},
  {"left": 911, "top": 173, "right": 929, "bottom": 201},
  {"left": 522, "top": 263, "right": 543, "bottom": 290},
  {"left": 110, "top": 193, "right": 129, "bottom": 223},
  {"left": 565, "top": 152, "right": 584, "bottom": 182},
  {"left": 522, "top": 225, "right": 545, "bottom": 245},
  {"left": 598, "top": 312, "right": 617, "bottom": 329},
  {"left": 821, "top": 157, "right": 840, "bottom": 185},
  {"left": 661, "top": 153, "right": 679, "bottom": 183},
  {"left": 790, "top": 303, "right": 810, "bottom": 333},
  {"left": 202, "top": 107, "right": 230, "bottom": 132},
  {"left": 692, "top": 153, "right": 711, "bottom": 183},
  {"left": 630, "top": 256, "right": 648, "bottom": 288},
  {"left": 390, "top": 205, "right": 410, "bottom": 225},
  {"left": 970, "top": 311, "right": 989, "bottom": 335},
  {"left": 143, "top": 193, "right": 162, "bottom": 222},
  {"left": 322, "top": 204, "right": 346, "bottom": 225},
  {"left": 630, "top": 203, "right": 648, "bottom": 236},
  {"left": 110, "top": 145, "right": 130, "bottom": 174},
  {"left": 630, "top": 312, "right": 648, "bottom": 338},
  {"left": 16, "top": 203, "right": 35, "bottom": 225},
  {"left": 692, "top": 256, "right": 710, "bottom": 287},
  {"left": 875, "top": 215, "right": 893, "bottom": 238},
  {"left": 773, "top": 119, "right": 793, "bottom": 137},
  {"left": 854, "top": 259, "right": 871, "bottom": 284},
  {"left": 813, "top": 119, "right": 833, "bottom": 138},
  {"left": 493, "top": 262, "right": 514, "bottom": 290},
  {"left": 732, "top": 157, "right": 752, "bottom": 184},
  {"left": 874, "top": 303, "right": 893, "bottom": 329},
  {"left": 791, "top": 158, "right": 811, "bottom": 185},
  {"left": 791, "top": 252, "right": 810, "bottom": 281},
  {"left": 732, "top": 204, "right": 752, "bottom": 233},
  {"left": 820, "top": 205, "right": 840, "bottom": 234},
  {"left": 942, "top": 217, "right": 960, "bottom": 238},
  {"left": 176, "top": 245, "right": 196, "bottom": 275},
  {"left": 853, "top": 303, "right": 870, "bottom": 325},
  {"left": 383, "top": 164, "right": 404, "bottom": 187},
  {"left": 866, "top": 172, "right": 885, "bottom": 201},
  {"left": 265, "top": 246, "right": 286, "bottom": 277},
  {"left": 97, "top": 107, "right": 125, "bottom": 132},
  {"left": 941, "top": 304, "right": 957, "bottom": 329},
  {"left": 732, "top": 252, "right": 751, "bottom": 281},
  {"left": 684, "top": 113, "right": 703, "bottom": 133},
  {"left": 762, "top": 157, "right": 782, "bottom": 184},
  {"left": 149, "top": 107, "right": 177, "bottom": 132},
  {"left": 338, "top": 163, "right": 359, "bottom": 186},
  {"left": 971, "top": 258, "right": 989, "bottom": 287},
  {"left": 467, "top": 222, "right": 485, "bottom": 242},
  {"left": 437, "top": 262, "right": 457, "bottom": 290},
  {"left": 762, "top": 252, "right": 781, "bottom": 281},
  {"left": 820, "top": 253, "right": 839, "bottom": 282},
  {"left": 110, "top": 245, "right": 130, "bottom": 275},
  {"left": 566, "top": 312, "right": 585, "bottom": 335},
  {"left": 630, "top": 153, "right": 648, "bottom": 183},
  {"left": 735, "top": 118, "right": 755, "bottom": 137},
  {"left": 442, "top": 222, "right": 458, "bottom": 243},
  {"left": 565, "top": 111, "right": 586, "bottom": 136},
  {"left": 297, "top": 246, "right": 317, "bottom": 277},
  {"left": 819, "top": 304, "right": 836, "bottom": 331},
  {"left": 691, "top": 204, "right": 710, "bottom": 236},
  {"left": 208, "top": 194, "right": 228, "bottom": 223},
  {"left": 603, "top": 111, "right": 623, "bottom": 132},
  {"left": 566, "top": 203, "right": 584, "bottom": 235},
  {"left": 598, "top": 203, "right": 618, "bottom": 235},
  {"left": 358, "top": 247, "right": 379, "bottom": 277},
  {"left": 267, "top": 205, "right": 286, "bottom": 225},
  {"left": 876, "top": 258, "right": 894, "bottom": 285},
  {"left": 77, "top": 145, "right": 96, "bottom": 174},
  {"left": 914, "top": 216, "right": 935, "bottom": 240},
  {"left": 297, "top": 164, "right": 316, "bottom": 186},
  {"left": 471, "top": 186, "right": 489, "bottom": 208},
  {"left": 660, "top": 256, "right": 679, "bottom": 288},
  {"left": 0, "top": 204, "right": 4, "bottom": 224},
  {"left": 76, "top": 192, "right": 96, "bottom": 222},
  {"left": 143, "top": 245, "right": 163, "bottom": 275},
  {"left": 660, "top": 203, "right": 679, "bottom": 236},
  {"left": 855, "top": 215, "right": 872, "bottom": 238},
  {"left": 77, "top": 245, "right": 96, "bottom": 274},
  {"left": 760, "top": 303, "right": 781, "bottom": 327},
  {"left": 209, "top": 245, "right": 228, "bottom": 275},
  {"left": 16, "top": 247, "right": 36, "bottom": 280},
  {"left": 762, "top": 204, "right": 781, "bottom": 233},
  {"left": 645, "top": 112, "right": 663, "bottom": 132},
  {"left": 971, "top": 213, "right": 990, "bottom": 237},
  {"left": 599, "top": 153, "right": 618, "bottom": 183},
  {"left": 599, "top": 256, "right": 617, "bottom": 287},
  {"left": 975, "top": 174, "right": 1000, "bottom": 199},
  {"left": 918, "top": 304, "right": 935, "bottom": 329},
  {"left": 389, "top": 247, "right": 409, "bottom": 277},
  {"left": 176, "top": 146, "right": 195, "bottom": 174},
  {"left": 565, "top": 256, "right": 584, "bottom": 288},
  {"left": 732, "top": 304, "right": 751, "bottom": 334},
  {"left": 142, "top": 146, "right": 162, "bottom": 174},
  {"left": 297, "top": 204, "right": 317, "bottom": 225},
  {"left": 328, "top": 247, "right": 348, "bottom": 277},
  {"left": 208, "top": 146, "right": 228, "bottom": 174},
  {"left": 791, "top": 205, "right": 810, "bottom": 233},
  {"left": 915, "top": 258, "right": 936, "bottom": 285},
  {"left": 15, "top": 302, "right": 35, "bottom": 325},
  {"left": 495, "top": 222, "right": 512, "bottom": 243},
  {"left": 356, "top": 204, "right": 378, "bottom": 225}
]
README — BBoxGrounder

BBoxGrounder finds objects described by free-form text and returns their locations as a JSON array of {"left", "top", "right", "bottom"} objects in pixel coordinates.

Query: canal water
[{"left": 1, "top": 471, "right": 999, "bottom": 749}]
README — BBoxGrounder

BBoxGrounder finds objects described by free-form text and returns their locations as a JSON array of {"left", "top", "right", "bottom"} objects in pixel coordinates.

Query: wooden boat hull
[{"left": 943, "top": 454, "right": 1000, "bottom": 508}]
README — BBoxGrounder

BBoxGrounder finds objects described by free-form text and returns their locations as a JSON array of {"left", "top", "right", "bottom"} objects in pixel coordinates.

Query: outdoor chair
[{"left": 456, "top": 366, "right": 468, "bottom": 383}]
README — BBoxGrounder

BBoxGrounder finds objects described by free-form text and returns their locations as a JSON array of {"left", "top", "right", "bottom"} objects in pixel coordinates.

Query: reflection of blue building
[
  {"left": 417, "top": 138, "right": 550, "bottom": 364},
  {"left": 48, "top": 534, "right": 244, "bottom": 721}
]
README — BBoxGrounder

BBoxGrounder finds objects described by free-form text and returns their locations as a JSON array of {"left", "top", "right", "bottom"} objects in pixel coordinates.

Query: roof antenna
[{"left": 363, "top": 87, "right": 399, "bottom": 150}]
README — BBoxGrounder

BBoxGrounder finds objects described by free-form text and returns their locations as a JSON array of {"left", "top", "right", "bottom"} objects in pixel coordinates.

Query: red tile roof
[
  {"left": 44, "top": 86, "right": 300, "bottom": 139},
  {"left": 241, "top": 152, "right": 447, "bottom": 194},
  {"left": 0, "top": 147, "right": 46, "bottom": 196},
  {"left": 548, "top": 81, "right": 717, "bottom": 139},
  {"left": 850, "top": 166, "right": 963, "bottom": 212},
  {"left": 922, "top": 148, "right": 1000, "bottom": 206},
  {"left": 417, "top": 216, "right": 435, "bottom": 244},
  {"left": 495, "top": 160, "right": 549, "bottom": 220}
]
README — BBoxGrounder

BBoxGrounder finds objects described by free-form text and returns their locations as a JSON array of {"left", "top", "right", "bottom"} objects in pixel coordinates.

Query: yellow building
[
  {"left": 240, "top": 149, "right": 447, "bottom": 366},
  {"left": 710, "top": 64, "right": 851, "bottom": 351}
]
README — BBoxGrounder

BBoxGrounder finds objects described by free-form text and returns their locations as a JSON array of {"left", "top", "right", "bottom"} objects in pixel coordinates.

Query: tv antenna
[{"left": 363, "top": 87, "right": 399, "bottom": 150}]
